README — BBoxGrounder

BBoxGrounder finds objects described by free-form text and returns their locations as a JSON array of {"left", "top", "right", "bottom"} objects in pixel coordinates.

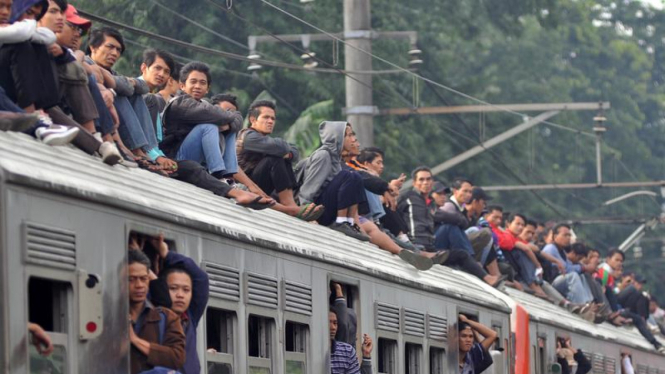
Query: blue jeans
[
  {"left": 176, "top": 124, "right": 238, "bottom": 175},
  {"left": 363, "top": 191, "right": 386, "bottom": 221},
  {"left": 434, "top": 224, "right": 474, "bottom": 256},
  {"left": 115, "top": 94, "right": 158, "bottom": 151},
  {"left": 465, "top": 226, "right": 492, "bottom": 264},
  {"left": 88, "top": 75, "right": 114, "bottom": 136},
  {"left": 505, "top": 249, "right": 537, "bottom": 286},
  {"left": 553, "top": 272, "right": 594, "bottom": 304}
]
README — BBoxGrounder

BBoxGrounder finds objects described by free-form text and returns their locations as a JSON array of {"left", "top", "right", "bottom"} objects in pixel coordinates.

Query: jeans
[
  {"left": 0, "top": 86, "right": 23, "bottom": 113},
  {"left": 504, "top": 249, "right": 538, "bottom": 286},
  {"left": 88, "top": 74, "right": 114, "bottom": 135},
  {"left": 176, "top": 124, "right": 239, "bottom": 175},
  {"left": 364, "top": 191, "right": 386, "bottom": 221},
  {"left": 434, "top": 224, "right": 474, "bottom": 256},
  {"left": 115, "top": 94, "right": 158, "bottom": 152},
  {"left": 172, "top": 160, "right": 232, "bottom": 197},
  {"left": 553, "top": 272, "right": 594, "bottom": 304}
]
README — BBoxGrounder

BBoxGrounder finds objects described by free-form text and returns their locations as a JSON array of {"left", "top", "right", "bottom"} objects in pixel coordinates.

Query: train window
[
  {"left": 206, "top": 308, "right": 236, "bottom": 359},
  {"left": 128, "top": 231, "right": 177, "bottom": 274},
  {"left": 405, "top": 343, "right": 422, "bottom": 374},
  {"left": 537, "top": 337, "right": 547, "bottom": 374},
  {"left": 28, "top": 277, "right": 71, "bottom": 373},
  {"left": 285, "top": 321, "right": 308, "bottom": 374},
  {"left": 248, "top": 315, "right": 274, "bottom": 373},
  {"left": 329, "top": 280, "right": 361, "bottom": 347},
  {"left": 492, "top": 324, "right": 502, "bottom": 350},
  {"left": 207, "top": 362, "right": 232, "bottom": 374},
  {"left": 429, "top": 347, "right": 445, "bottom": 374},
  {"left": 378, "top": 338, "right": 397, "bottom": 374}
]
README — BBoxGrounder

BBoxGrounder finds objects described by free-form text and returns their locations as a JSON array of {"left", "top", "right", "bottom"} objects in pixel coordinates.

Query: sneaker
[
  {"left": 350, "top": 223, "right": 371, "bottom": 242},
  {"left": 657, "top": 345, "right": 665, "bottom": 354},
  {"left": 430, "top": 250, "right": 450, "bottom": 265},
  {"left": 0, "top": 112, "right": 40, "bottom": 132},
  {"left": 35, "top": 124, "right": 79, "bottom": 146},
  {"left": 329, "top": 222, "right": 370, "bottom": 242},
  {"left": 398, "top": 249, "right": 433, "bottom": 271},
  {"left": 98, "top": 141, "right": 122, "bottom": 165}
]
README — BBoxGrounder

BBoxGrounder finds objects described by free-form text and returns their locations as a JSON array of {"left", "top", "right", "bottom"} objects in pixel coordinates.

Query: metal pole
[
  {"left": 344, "top": 0, "right": 375, "bottom": 147},
  {"left": 596, "top": 132, "right": 602, "bottom": 185}
]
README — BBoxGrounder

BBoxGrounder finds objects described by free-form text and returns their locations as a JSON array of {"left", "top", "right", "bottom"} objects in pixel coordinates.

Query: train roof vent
[
  {"left": 592, "top": 353, "right": 604, "bottom": 372},
  {"left": 375, "top": 302, "right": 400, "bottom": 333},
  {"left": 24, "top": 222, "right": 76, "bottom": 270},
  {"left": 205, "top": 263, "right": 241, "bottom": 302},
  {"left": 403, "top": 308, "right": 425, "bottom": 337},
  {"left": 427, "top": 314, "right": 448, "bottom": 342},
  {"left": 246, "top": 272, "right": 279, "bottom": 309},
  {"left": 604, "top": 357, "right": 616, "bottom": 374},
  {"left": 637, "top": 364, "right": 649, "bottom": 374},
  {"left": 283, "top": 280, "right": 312, "bottom": 316}
]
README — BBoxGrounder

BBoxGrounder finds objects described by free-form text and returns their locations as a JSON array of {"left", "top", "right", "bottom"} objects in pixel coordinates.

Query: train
[{"left": 1, "top": 130, "right": 664, "bottom": 374}]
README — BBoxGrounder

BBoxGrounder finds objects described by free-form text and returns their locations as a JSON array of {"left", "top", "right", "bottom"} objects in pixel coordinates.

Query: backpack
[{"left": 136, "top": 308, "right": 184, "bottom": 374}]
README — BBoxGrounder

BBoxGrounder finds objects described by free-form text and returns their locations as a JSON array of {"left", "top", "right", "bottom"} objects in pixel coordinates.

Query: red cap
[{"left": 65, "top": 5, "right": 92, "bottom": 32}]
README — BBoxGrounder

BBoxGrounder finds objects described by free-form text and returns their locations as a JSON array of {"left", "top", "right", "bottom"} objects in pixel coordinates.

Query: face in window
[
  {"left": 413, "top": 170, "right": 433, "bottom": 195},
  {"left": 458, "top": 326, "right": 475, "bottom": 354},
  {"left": 250, "top": 106, "right": 276, "bottom": 135},
  {"left": 0, "top": 0, "right": 12, "bottom": 25},
  {"left": 328, "top": 311, "right": 338, "bottom": 341},
  {"left": 181, "top": 70, "right": 209, "bottom": 100},
  {"left": 90, "top": 35, "right": 123, "bottom": 69},
  {"left": 128, "top": 263, "right": 150, "bottom": 304},
  {"left": 141, "top": 56, "right": 171, "bottom": 90},
  {"left": 18, "top": 4, "right": 43, "bottom": 21},
  {"left": 39, "top": 1, "right": 65, "bottom": 33},
  {"left": 166, "top": 271, "right": 192, "bottom": 315}
]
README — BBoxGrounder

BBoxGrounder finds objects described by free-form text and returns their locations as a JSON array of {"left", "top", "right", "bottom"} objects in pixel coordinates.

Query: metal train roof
[
  {"left": 0, "top": 131, "right": 509, "bottom": 312},
  {"left": 504, "top": 288, "right": 664, "bottom": 353}
]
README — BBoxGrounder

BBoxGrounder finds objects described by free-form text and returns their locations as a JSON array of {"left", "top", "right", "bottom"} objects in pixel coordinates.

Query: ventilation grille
[
  {"left": 604, "top": 357, "right": 616, "bottom": 374},
  {"left": 246, "top": 272, "right": 278, "bottom": 309},
  {"left": 403, "top": 309, "right": 425, "bottom": 337},
  {"left": 283, "top": 280, "right": 312, "bottom": 316},
  {"left": 205, "top": 263, "right": 240, "bottom": 301},
  {"left": 637, "top": 364, "right": 649, "bottom": 374},
  {"left": 427, "top": 314, "right": 448, "bottom": 342},
  {"left": 592, "top": 353, "right": 604, "bottom": 372},
  {"left": 648, "top": 367, "right": 659, "bottom": 374},
  {"left": 24, "top": 222, "right": 76, "bottom": 270},
  {"left": 375, "top": 303, "right": 400, "bottom": 332}
]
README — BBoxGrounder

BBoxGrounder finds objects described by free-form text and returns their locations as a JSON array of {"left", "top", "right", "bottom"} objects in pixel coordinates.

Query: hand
[
  {"left": 128, "top": 235, "right": 144, "bottom": 251},
  {"left": 100, "top": 89, "right": 114, "bottom": 107},
  {"left": 129, "top": 78, "right": 137, "bottom": 87},
  {"left": 47, "top": 43, "right": 63, "bottom": 57},
  {"left": 150, "top": 233, "right": 169, "bottom": 259},
  {"left": 361, "top": 334, "right": 373, "bottom": 358},
  {"left": 28, "top": 323, "right": 53, "bottom": 356},
  {"left": 149, "top": 269, "right": 158, "bottom": 281},
  {"left": 556, "top": 261, "right": 566, "bottom": 274},
  {"left": 459, "top": 314, "right": 469, "bottom": 323},
  {"left": 231, "top": 112, "right": 243, "bottom": 130},
  {"left": 383, "top": 191, "right": 397, "bottom": 211},
  {"left": 390, "top": 173, "right": 406, "bottom": 189},
  {"left": 387, "top": 184, "right": 399, "bottom": 197},
  {"left": 334, "top": 282, "right": 344, "bottom": 298},
  {"left": 156, "top": 157, "right": 177, "bottom": 171}
]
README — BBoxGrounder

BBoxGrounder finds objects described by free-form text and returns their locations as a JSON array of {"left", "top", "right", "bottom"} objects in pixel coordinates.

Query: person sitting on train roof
[
  {"left": 491, "top": 213, "right": 549, "bottom": 298},
  {"left": 647, "top": 297, "right": 665, "bottom": 336},
  {"left": 329, "top": 307, "right": 372, "bottom": 374},
  {"left": 296, "top": 121, "right": 370, "bottom": 241},
  {"left": 235, "top": 98, "right": 325, "bottom": 220},
  {"left": 457, "top": 314, "right": 497, "bottom": 374},
  {"left": 482, "top": 205, "right": 522, "bottom": 288},
  {"left": 127, "top": 249, "right": 186, "bottom": 374},
  {"left": 555, "top": 336, "right": 591, "bottom": 374},
  {"left": 147, "top": 234, "right": 209, "bottom": 374},
  {"left": 342, "top": 136, "right": 438, "bottom": 270},
  {"left": 140, "top": 49, "right": 174, "bottom": 135},
  {"left": 397, "top": 166, "right": 503, "bottom": 286},
  {"left": 161, "top": 61, "right": 243, "bottom": 182},
  {"left": 87, "top": 27, "right": 175, "bottom": 170}
]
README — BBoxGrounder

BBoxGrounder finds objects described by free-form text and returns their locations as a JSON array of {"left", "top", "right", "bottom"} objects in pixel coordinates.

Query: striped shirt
[{"left": 330, "top": 340, "right": 360, "bottom": 374}]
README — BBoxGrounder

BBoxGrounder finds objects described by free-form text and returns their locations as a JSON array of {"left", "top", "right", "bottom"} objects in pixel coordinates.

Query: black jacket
[
  {"left": 558, "top": 349, "right": 591, "bottom": 374},
  {"left": 397, "top": 189, "right": 435, "bottom": 248}
]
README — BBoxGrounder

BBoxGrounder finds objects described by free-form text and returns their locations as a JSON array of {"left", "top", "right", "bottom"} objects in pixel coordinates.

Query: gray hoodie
[{"left": 297, "top": 121, "right": 347, "bottom": 204}]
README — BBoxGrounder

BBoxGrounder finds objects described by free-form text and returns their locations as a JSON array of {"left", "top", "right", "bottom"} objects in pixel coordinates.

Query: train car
[{"left": 0, "top": 131, "right": 512, "bottom": 374}]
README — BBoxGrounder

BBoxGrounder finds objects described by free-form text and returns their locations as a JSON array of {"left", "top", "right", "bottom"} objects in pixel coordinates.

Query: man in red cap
[{"left": 60, "top": 4, "right": 90, "bottom": 51}]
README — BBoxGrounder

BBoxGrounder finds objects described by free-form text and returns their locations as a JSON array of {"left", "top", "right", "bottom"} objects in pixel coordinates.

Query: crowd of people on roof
[{"left": 5, "top": 0, "right": 664, "bottom": 373}]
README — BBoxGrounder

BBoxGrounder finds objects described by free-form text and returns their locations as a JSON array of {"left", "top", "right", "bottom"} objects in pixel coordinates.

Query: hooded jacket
[
  {"left": 297, "top": 121, "right": 347, "bottom": 204},
  {"left": 10, "top": 0, "right": 47, "bottom": 23}
]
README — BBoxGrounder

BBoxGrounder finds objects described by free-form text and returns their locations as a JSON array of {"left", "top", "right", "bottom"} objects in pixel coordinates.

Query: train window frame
[
  {"left": 247, "top": 314, "right": 275, "bottom": 374},
  {"left": 428, "top": 346, "right": 446, "bottom": 374},
  {"left": 284, "top": 321, "right": 308, "bottom": 374},
  {"left": 327, "top": 275, "right": 361, "bottom": 350},
  {"left": 404, "top": 342, "right": 422, "bottom": 374},
  {"left": 536, "top": 335, "right": 547, "bottom": 374},
  {"left": 491, "top": 321, "right": 503, "bottom": 350},
  {"left": 378, "top": 337, "right": 398, "bottom": 374},
  {"left": 205, "top": 307, "right": 237, "bottom": 373},
  {"left": 456, "top": 310, "right": 480, "bottom": 371}
]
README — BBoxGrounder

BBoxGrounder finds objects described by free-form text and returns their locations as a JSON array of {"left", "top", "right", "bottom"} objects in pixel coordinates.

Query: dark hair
[
  {"left": 142, "top": 49, "right": 175, "bottom": 74},
  {"left": 86, "top": 27, "right": 126, "bottom": 54},
  {"left": 128, "top": 249, "right": 151, "bottom": 270},
  {"left": 451, "top": 177, "right": 472, "bottom": 190},
  {"left": 411, "top": 166, "right": 432, "bottom": 180},
  {"left": 357, "top": 147, "right": 385, "bottom": 164},
  {"left": 607, "top": 248, "right": 625, "bottom": 261},
  {"left": 52, "top": 0, "right": 68, "bottom": 12},
  {"left": 180, "top": 61, "right": 211, "bottom": 84},
  {"left": 525, "top": 219, "right": 537, "bottom": 228},
  {"left": 162, "top": 267, "right": 192, "bottom": 284},
  {"left": 211, "top": 93, "right": 239, "bottom": 108},
  {"left": 328, "top": 307, "right": 337, "bottom": 317},
  {"left": 553, "top": 223, "right": 571, "bottom": 236},
  {"left": 509, "top": 213, "right": 527, "bottom": 224},
  {"left": 248, "top": 100, "right": 276, "bottom": 120},
  {"left": 458, "top": 321, "right": 472, "bottom": 333},
  {"left": 170, "top": 62, "right": 182, "bottom": 81},
  {"left": 570, "top": 242, "right": 589, "bottom": 257},
  {"left": 487, "top": 205, "right": 503, "bottom": 214}
]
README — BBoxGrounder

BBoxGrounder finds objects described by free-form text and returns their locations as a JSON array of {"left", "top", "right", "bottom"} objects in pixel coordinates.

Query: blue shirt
[
  {"left": 542, "top": 243, "right": 582, "bottom": 274},
  {"left": 330, "top": 340, "right": 361, "bottom": 374},
  {"left": 460, "top": 343, "right": 493, "bottom": 374}
]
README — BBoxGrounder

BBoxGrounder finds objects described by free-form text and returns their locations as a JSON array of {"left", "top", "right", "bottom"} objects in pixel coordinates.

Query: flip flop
[
  {"left": 296, "top": 203, "right": 325, "bottom": 222},
  {"left": 398, "top": 249, "right": 433, "bottom": 271},
  {"left": 237, "top": 196, "right": 275, "bottom": 211},
  {"left": 430, "top": 250, "right": 450, "bottom": 265}
]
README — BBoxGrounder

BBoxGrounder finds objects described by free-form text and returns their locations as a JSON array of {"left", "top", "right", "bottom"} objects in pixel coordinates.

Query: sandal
[
  {"left": 295, "top": 203, "right": 325, "bottom": 222},
  {"left": 237, "top": 196, "right": 276, "bottom": 211}
]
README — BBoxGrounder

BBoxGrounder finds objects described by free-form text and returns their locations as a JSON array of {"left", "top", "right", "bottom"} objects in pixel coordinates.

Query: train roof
[
  {"left": 504, "top": 287, "right": 664, "bottom": 353},
  {"left": 0, "top": 131, "right": 510, "bottom": 313}
]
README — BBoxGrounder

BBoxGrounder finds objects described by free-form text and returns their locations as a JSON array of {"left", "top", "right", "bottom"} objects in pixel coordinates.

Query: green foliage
[{"left": 283, "top": 99, "right": 334, "bottom": 157}]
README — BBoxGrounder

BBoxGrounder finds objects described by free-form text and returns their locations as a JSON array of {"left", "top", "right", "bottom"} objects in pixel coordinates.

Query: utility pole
[{"left": 343, "top": 0, "right": 375, "bottom": 146}]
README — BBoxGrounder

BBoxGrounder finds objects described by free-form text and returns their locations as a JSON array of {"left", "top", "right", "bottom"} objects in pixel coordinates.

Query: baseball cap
[
  {"left": 471, "top": 186, "right": 493, "bottom": 201},
  {"left": 634, "top": 274, "right": 647, "bottom": 284},
  {"left": 65, "top": 5, "right": 92, "bottom": 32},
  {"left": 432, "top": 182, "right": 451, "bottom": 194}
]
